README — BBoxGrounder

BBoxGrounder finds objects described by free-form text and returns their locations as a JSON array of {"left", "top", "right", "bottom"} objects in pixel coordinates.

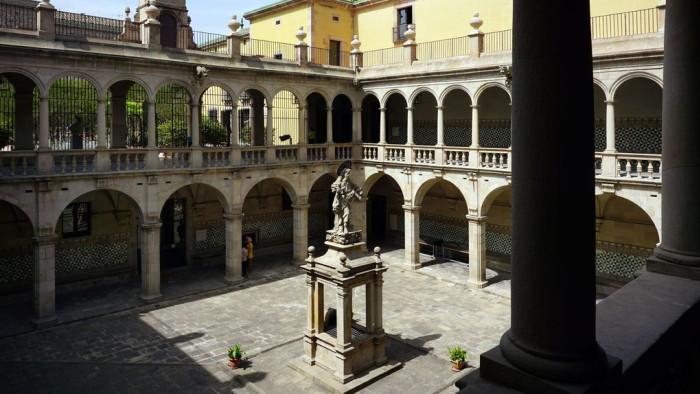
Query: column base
[
  {"left": 474, "top": 345, "right": 621, "bottom": 394},
  {"left": 224, "top": 276, "right": 244, "bottom": 285},
  {"left": 31, "top": 315, "right": 57, "bottom": 328},
  {"left": 139, "top": 293, "right": 163, "bottom": 303},
  {"left": 467, "top": 279, "right": 489, "bottom": 289},
  {"left": 647, "top": 254, "right": 700, "bottom": 281}
]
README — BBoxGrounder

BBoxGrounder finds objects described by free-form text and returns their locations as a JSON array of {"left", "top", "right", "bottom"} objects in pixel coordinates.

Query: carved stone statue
[{"left": 330, "top": 168, "right": 363, "bottom": 234}]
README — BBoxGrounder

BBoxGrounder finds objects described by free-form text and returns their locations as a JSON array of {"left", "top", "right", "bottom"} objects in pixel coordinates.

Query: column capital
[
  {"left": 223, "top": 212, "right": 245, "bottom": 221},
  {"left": 402, "top": 204, "right": 421, "bottom": 212},
  {"left": 406, "top": 106, "right": 414, "bottom": 111},
  {"left": 470, "top": 104, "right": 480, "bottom": 109},
  {"left": 326, "top": 107, "right": 333, "bottom": 112},
  {"left": 266, "top": 105, "right": 274, "bottom": 110},
  {"left": 33, "top": 234, "right": 59, "bottom": 244},
  {"left": 352, "top": 107, "right": 362, "bottom": 112},
  {"left": 466, "top": 214, "right": 487, "bottom": 222},
  {"left": 379, "top": 107, "right": 387, "bottom": 112},
  {"left": 298, "top": 105, "right": 307, "bottom": 110},
  {"left": 292, "top": 203, "right": 311, "bottom": 210},
  {"left": 140, "top": 221, "right": 162, "bottom": 231},
  {"left": 435, "top": 106, "right": 445, "bottom": 110}
]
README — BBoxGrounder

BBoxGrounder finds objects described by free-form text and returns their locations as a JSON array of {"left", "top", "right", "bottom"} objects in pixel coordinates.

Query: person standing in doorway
[{"left": 245, "top": 235, "right": 254, "bottom": 275}]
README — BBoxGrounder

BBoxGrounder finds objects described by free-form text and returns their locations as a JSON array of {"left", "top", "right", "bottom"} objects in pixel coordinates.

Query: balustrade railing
[
  {"left": 362, "top": 146, "right": 379, "bottom": 160},
  {"left": 483, "top": 29, "right": 512, "bottom": 52},
  {"left": 202, "top": 149, "right": 230, "bottom": 167},
  {"left": 55, "top": 11, "right": 138, "bottom": 42},
  {"left": 616, "top": 154, "right": 660, "bottom": 180},
  {"left": 188, "top": 30, "right": 228, "bottom": 54},
  {"left": 0, "top": 152, "right": 36, "bottom": 176},
  {"left": 241, "top": 147, "right": 266, "bottom": 165},
  {"left": 479, "top": 148, "right": 509, "bottom": 169},
  {"left": 385, "top": 146, "right": 406, "bottom": 162},
  {"left": 413, "top": 148, "right": 435, "bottom": 164},
  {"left": 275, "top": 147, "right": 298, "bottom": 162},
  {"left": 0, "top": 2, "right": 36, "bottom": 31},
  {"left": 241, "top": 39, "right": 296, "bottom": 60},
  {"left": 54, "top": 151, "right": 95, "bottom": 174},
  {"left": 307, "top": 146, "right": 327, "bottom": 161},
  {"left": 591, "top": 8, "right": 659, "bottom": 40},
  {"left": 334, "top": 144, "right": 353, "bottom": 160},
  {"left": 110, "top": 151, "right": 146, "bottom": 171},
  {"left": 417, "top": 36, "right": 469, "bottom": 61},
  {"left": 159, "top": 149, "right": 190, "bottom": 169},
  {"left": 444, "top": 149, "right": 470, "bottom": 167},
  {"left": 363, "top": 47, "right": 403, "bottom": 67}
]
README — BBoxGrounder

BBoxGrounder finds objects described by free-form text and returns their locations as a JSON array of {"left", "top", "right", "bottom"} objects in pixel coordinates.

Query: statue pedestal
[{"left": 297, "top": 236, "right": 400, "bottom": 389}]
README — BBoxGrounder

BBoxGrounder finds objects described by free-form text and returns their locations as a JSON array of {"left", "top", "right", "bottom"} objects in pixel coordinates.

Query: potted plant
[
  {"left": 227, "top": 344, "right": 245, "bottom": 368},
  {"left": 447, "top": 346, "right": 469, "bottom": 371}
]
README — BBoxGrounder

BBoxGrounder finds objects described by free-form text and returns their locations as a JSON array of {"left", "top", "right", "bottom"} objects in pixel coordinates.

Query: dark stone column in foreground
[
  {"left": 647, "top": 0, "right": 700, "bottom": 280},
  {"left": 479, "top": 0, "right": 616, "bottom": 390}
]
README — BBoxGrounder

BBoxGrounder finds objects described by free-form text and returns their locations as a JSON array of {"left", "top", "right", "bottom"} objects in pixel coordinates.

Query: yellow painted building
[{"left": 244, "top": 0, "right": 659, "bottom": 52}]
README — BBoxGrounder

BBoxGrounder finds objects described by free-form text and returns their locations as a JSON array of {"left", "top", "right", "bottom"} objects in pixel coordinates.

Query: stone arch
[
  {"left": 48, "top": 187, "right": 145, "bottom": 232},
  {"left": 238, "top": 85, "right": 273, "bottom": 105},
  {"left": 154, "top": 80, "right": 196, "bottom": 102},
  {"left": 610, "top": 72, "right": 663, "bottom": 98},
  {"left": 480, "top": 184, "right": 511, "bottom": 216},
  {"left": 407, "top": 87, "right": 438, "bottom": 107},
  {"left": 473, "top": 84, "right": 512, "bottom": 148},
  {"left": 441, "top": 86, "right": 474, "bottom": 147},
  {"left": 592, "top": 78, "right": 610, "bottom": 101},
  {"left": 107, "top": 79, "right": 150, "bottom": 149},
  {"left": 156, "top": 182, "right": 231, "bottom": 217},
  {"left": 271, "top": 86, "right": 302, "bottom": 104},
  {"left": 0, "top": 197, "right": 35, "bottom": 237},
  {"left": 240, "top": 177, "right": 300, "bottom": 250},
  {"left": 0, "top": 199, "right": 36, "bottom": 290},
  {"left": 0, "top": 68, "right": 46, "bottom": 97},
  {"left": 271, "top": 89, "right": 301, "bottom": 145},
  {"left": 413, "top": 177, "right": 468, "bottom": 210},
  {"left": 380, "top": 89, "right": 407, "bottom": 107},
  {"left": 362, "top": 172, "right": 407, "bottom": 203},
  {"left": 199, "top": 84, "right": 237, "bottom": 147},
  {"left": 384, "top": 91, "right": 408, "bottom": 144},
  {"left": 155, "top": 82, "right": 193, "bottom": 148},
  {"left": 104, "top": 75, "right": 155, "bottom": 102},
  {"left": 46, "top": 72, "right": 104, "bottom": 100},
  {"left": 363, "top": 172, "right": 405, "bottom": 244},
  {"left": 0, "top": 71, "right": 41, "bottom": 150},
  {"left": 611, "top": 75, "right": 663, "bottom": 154},
  {"left": 307, "top": 173, "right": 337, "bottom": 236},
  {"left": 305, "top": 92, "right": 328, "bottom": 144},
  {"left": 48, "top": 75, "right": 102, "bottom": 150},
  {"left": 473, "top": 82, "right": 511, "bottom": 104},
  {"left": 361, "top": 94, "right": 381, "bottom": 143},
  {"left": 241, "top": 177, "right": 299, "bottom": 207},
  {"left": 438, "top": 85, "right": 473, "bottom": 106},
  {"left": 593, "top": 81, "right": 608, "bottom": 152},
  {"left": 303, "top": 89, "right": 332, "bottom": 107}
]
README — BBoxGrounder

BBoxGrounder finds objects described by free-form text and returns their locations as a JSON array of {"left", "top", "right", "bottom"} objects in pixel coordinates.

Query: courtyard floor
[{"left": 0, "top": 248, "right": 512, "bottom": 393}]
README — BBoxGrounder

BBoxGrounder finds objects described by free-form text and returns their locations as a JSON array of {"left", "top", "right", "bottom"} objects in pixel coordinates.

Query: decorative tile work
[
  {"left": 56, "top": 234, "right": 129, "bottom": 275},
  {"left": 0, "top": 247, "right": 33, "bottom": 284},
  {"left": 243, "top": 212, "right": 294, "bottom": 244},
  {"left": 486, "top": 229, "right": 511, "bottom": 257},
  {"left": 414, "top": 121, "right": 437, "bottom": 145},
  {"left": 595, "top": 251, "right": 646, "bottom": 278},
  {"left": 615, "top": 118, "right": 662, "bottom": 154},
  {"left": 309, "top": 212, "right": 329, "bottom": 236},
  {"left": 594, "top": 119, "right": 606, "bottom": 152},
  {"left": 419, "top": 214, "right": 469, "bottom": 247},
  {"left": 386, "top": 126, "right": 407, "bottom": 145},
  {"left": 445, "top": 120, "right": 472, "bottom": 147},
  {"left": 479, "top": 120, "right": 511, "bottom": 148},
  {"left": 195, "top": 225, "right": 225, "bottom": 250}
]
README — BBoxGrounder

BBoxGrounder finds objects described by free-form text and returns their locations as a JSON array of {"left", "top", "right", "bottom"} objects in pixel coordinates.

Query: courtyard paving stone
[{"left": 0, "top": 250, "right": 511, "bottom": 393}]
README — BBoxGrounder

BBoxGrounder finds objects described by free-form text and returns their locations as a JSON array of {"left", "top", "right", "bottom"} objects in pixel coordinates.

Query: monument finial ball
[{"left": 374, "top": 246, "right": 381, "bottom": 254}]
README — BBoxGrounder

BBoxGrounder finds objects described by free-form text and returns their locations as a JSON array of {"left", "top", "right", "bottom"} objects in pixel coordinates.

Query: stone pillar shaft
[
  {"left": 403, "top": 204, "right": 421, "bottom": 269},
  {"left": 494, "top": 0, "right": 607, "bottom": 383},
  {"left": 650, "top": 0, "right": 700, "bottom": 273},
  {"left": 97, "top": 99, "right": 107, "bottom": 149},
  {"left": 191, "top": 103, "right": 200, "bottom": 147},
  {"left": 467, "top": 215, "right": 488, "bottom": 288},
  {"left": 604, "top": 100, "right": 615, "bottom": 152},
  {"left": 298, "top": 106, "right": 307, "bottom": 144},
  {"left": 379, "top": 108, "right": 387, "bottom": 144},
  {"left": 326, "top": 107, "right": 333, "bottom": 144},
  {"left": 293, "top": 204, "right": 310, "bottom": 263},
  {"left": 436, "top": 106, "right": 445, "bottom": 146},
  {"left": 14, "top": 93, "right": 34, "bottom": 150},
  {"left": 147, "top": 101, "right": 157, "bottom": 148},
  {"left": 109, "top": 96, "right": 126, "bottom": 149},
  {"left": 266, "top": 105, "right": 274, "bottom": 145},
  {"left": 224, "top": 213, "right": 244, "bottom": 283},
  {"left": 406, "top": 107, "right": 414, "bottom": 145},
  {"left": 352, "top": 107, "right": 362, "bottom": 143},
  {"left": 471, "top": 105, "right": 480, "bottom": 147},
  {"left": 39, "top": 96, "right": 49, "bottom": 150},
  {"left": 231, "top": 105, "right": 239, "bottom": 146},
  {"left": 33, "top": 235, "right": 58, "bottom": 326},
  {"left": 140, "top": 222, "right": 162, "bottom": 302}
]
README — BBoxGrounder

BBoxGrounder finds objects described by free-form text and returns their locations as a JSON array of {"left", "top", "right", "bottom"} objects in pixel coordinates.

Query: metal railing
[
  {"left": 483, "top": 29, "right": 512, "bottom": 52},
  {"left": 0, "top": 2, "right": 36, "bottom": 31},
  {"left": 591, "top": 8, "right": 659, "bottom": 40},
  {"left": 55, "top": 11, "right": 133, "bottom": 41},
  {"left": 241, "top": 38, "right": 296, "bottom": 60},
  {"left": 189, "top": 30, "right": 228, "bottom": 53},
  {"left": 417, "top": 36, "right": 469, "bottom": 61},
  {"left": 309, "top": 47, "right": 350, "bottom": 67},
  {"left": 363, "top": 47, "right": 404, "bottom": 67}
]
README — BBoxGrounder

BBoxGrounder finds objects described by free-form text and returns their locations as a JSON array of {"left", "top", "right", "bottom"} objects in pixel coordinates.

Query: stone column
[
  {"left": 482, "top": 0, "right": 610, "bottom": 386},
  {"left": 97, "top": 99, "right": 108, "bottom": 149},
  {"left": 647, "top": 0, "right": 700, "bottom": 279},
  {"left": 266, "top": 105, "right": 274, "bottom": 145},
  {"left": 147, "top": 101, "right": 156, "bottom": 148},
  {"left": 298, "top": 105, "right": 307, "bottom": 144},
  {"left": 32, "top": 234, "right": 58, "bottom": 327},
  {"left": 352, "top": 107, "right": 362, "bottom": 143},
  {"left": 436, "top": 106, "right": 445, "bottom": 146},
  {"left": 326, "top": 107, "right": 333, "bottom": 144},
  {"left": 334, "top": 287, "right": 352, "bottom": 382},
  {"left": 224, "top": 213, "right": 244, "bottom": 283},
  {"left": 379, "top": 107, "right": 387, "bottom": 144},
  {"left": 38, "top": 95, "right": 50, "bottom": 150},
  {"left": 403, "top": 204, "right": 421, "bottom": 269},
  {"left": 230, "top": 104, "right": 239, "bottom": 146},
  {"left": 604, "top": 100, "right": 615, "bottom": 152},
  {"left": 139, "top": 222, "right": 162, "bottom": 302},
  {"left": 470, "top": 105, "right": 480, "bottom": 147},
  {"left": 293, "top": 203, "right": 310, "bottom": 263},
  {"left": 109, "top": 95, "right": 127, "bottom": 148},
  {"left": 190, "top": 103, "right": 200, "bottom": 147},
  {"left": 466, "top": 215, "right": 488, "bottom": 288},
  {"left": 406, "top": 106, "right": 414, "bottom": 145}
]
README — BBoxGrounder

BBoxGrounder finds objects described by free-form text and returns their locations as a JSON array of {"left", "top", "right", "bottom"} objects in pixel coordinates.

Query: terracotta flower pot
[
  {"left": 451, "top": 360, "right": 465, "bottom": 371},
  {"left": 229, "top": 357, "right": 242, "bottom": 368}
]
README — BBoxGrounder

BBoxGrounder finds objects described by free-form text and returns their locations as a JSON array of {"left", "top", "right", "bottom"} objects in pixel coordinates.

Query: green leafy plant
[
  {"left": 447, "top": 346, "right": 468, "bottom": 362},
  {"left": 200, "top": 118, "right": 227, "bottom": 146},
  {"left": 227, "top": 343, "right": 244, "bottom": 360}
]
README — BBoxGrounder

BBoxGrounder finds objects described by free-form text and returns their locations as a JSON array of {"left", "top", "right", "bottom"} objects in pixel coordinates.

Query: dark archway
[
  {"left": 332, "top": 94, "right": 352, "bottom": 143},
  {"left": 0, "top": 73, "right": 39, "bottom": 151},
  {"left": 613, "top": 77, "right": 662, "bottom": 154},
  {"left": 443, "top": 89, "right": 473, "bottom": 147},
  {"left": 385, "top": 93, "right": 407, "bottom": 145},
  {"left": 306, "top": 93, "right": 327, "bottom": 144},
  {"left": 158, "top": 13, "right": 178, "bottom": 49},
  {"left": 412, "top": 91, "right": 438, "bottom": 146},
  {"left": 361, "top": 95, "right": 380, "bottom": 143},
  {"left": 477, "top": 87, "right": 511, "bottom": 148},
  {"left": 365, "top": 174, "right": 403, "bottom": 246}
]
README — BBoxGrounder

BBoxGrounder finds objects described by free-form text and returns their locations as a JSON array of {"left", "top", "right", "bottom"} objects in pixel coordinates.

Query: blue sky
[{"left": 53, "top": 0, "right": 274, "bottom": 35}]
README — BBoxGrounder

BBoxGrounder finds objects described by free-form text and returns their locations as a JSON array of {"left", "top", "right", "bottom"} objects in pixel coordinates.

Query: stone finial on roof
[
  {"left": 228, "top": 14, "right": 241, "bottom": 34},
  {"left": 144, "top": 2, "right": 161, "bottom": 21},
  {"left": 350, "top": 35, "right": 361, "bottom": 53},
  {"left": 403, "top": 24, "right": 416, "bottom": 45},
  {"left": 470, "top": 12, "right": 483, "bottom": 33},
  {"left": 295, "top": 26, "right": 307, "bottom": 45}
]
